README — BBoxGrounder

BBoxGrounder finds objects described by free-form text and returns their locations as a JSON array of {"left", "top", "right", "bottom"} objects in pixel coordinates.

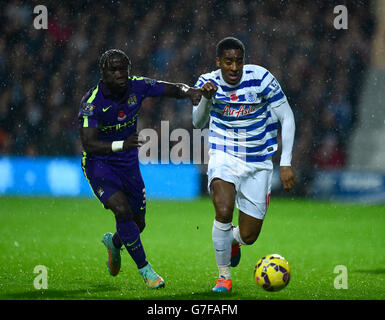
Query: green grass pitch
[{"left": 0, "top": 196, "right": 384, "bottom": 300}]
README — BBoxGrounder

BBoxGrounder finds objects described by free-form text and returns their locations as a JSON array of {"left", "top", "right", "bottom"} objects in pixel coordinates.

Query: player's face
[
  {"left": 216, "top": 49, "right": 244, "bottom": 85},
  {"left": 102, "top": 56, "right": 129, "bottom": 93}
]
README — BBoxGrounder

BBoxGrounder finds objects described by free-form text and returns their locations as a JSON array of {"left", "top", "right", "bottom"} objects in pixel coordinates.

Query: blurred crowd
[{"left": 0, "top": 0, "right": 376, "bottom": 173}]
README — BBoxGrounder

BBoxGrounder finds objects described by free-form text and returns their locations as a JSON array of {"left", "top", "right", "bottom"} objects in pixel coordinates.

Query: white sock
[
  {"left": 218, "top": 266, "right": 231, "bottom": 280},
  {"left": 212, "top": 220, "right": 233, "bottom": 279},
  {"left": 232, "top": 226, "right": 247, "bottom": 245}
]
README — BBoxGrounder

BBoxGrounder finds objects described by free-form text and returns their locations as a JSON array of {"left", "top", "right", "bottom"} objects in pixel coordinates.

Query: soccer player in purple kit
[{"left": 78, "top": 49, "right": 200, "bottom": 289}]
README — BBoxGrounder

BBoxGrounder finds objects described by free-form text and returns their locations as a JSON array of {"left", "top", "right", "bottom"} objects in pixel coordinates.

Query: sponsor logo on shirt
[
  {"left": 100, "top": 112, "right": 139, "bottom": 132},
  {"left": 222, "top": 104, "right": 262, "bottom": 119}
]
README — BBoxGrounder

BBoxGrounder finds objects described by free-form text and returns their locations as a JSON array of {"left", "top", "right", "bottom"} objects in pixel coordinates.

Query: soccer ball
[{"left": 254, "top": 254, "right": 291, "bottom": 291}]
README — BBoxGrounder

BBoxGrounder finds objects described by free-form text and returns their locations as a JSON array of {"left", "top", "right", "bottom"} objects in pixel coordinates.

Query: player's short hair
[
  {"left": 216, "top": 37, "right": 245, "bottom": 58},
  {"left": 99, "top": 49, "right": 131, "bottom": 72}
]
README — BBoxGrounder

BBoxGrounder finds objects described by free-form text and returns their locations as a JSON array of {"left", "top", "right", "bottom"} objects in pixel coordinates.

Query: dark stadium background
[{"left": 0, "top": 0, "right": 381, "bottom": 199}]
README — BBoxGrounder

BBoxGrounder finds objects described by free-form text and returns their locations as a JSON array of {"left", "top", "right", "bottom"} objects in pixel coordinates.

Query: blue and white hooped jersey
[{"left": 194, "top": 64, "right": 287, "bottom": 163}]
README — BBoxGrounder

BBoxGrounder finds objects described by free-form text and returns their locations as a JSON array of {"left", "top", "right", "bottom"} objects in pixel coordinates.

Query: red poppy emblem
[
  {"left": 118, "top": 110, "right": 127, "bottom": 121},
  {"left": 230, "top": 94, "right": 238, "bottom": 102}
]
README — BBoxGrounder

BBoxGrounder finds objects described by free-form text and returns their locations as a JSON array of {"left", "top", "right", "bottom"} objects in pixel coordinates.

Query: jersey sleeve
[
  {"left": 78, "top": 87, "right": 100, "bottom": 129},
  {"left": 194, "top": 76, "right": 205, "bottom": 89},
  {"left": 193, "top": 74, "right": 217, "bottom": 89},
  {"left": 136, "top": 77, "right": 165, "bottom": 97},
  {"left": 260, "top": 72, "right": 288, "bottom": 109}
]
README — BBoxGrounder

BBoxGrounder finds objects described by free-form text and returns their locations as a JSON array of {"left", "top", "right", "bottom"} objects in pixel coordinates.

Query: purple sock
[
  {"left": 112, "top": 232, "right": 122, "bottom": 249},
  {"left": 116, "top": 219, "right": 148, "bottom": 269}
]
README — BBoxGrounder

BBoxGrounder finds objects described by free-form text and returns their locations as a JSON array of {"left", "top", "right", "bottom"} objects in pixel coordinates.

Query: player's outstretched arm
[
  {"left": 161, "top": 82, "right": 202, "bottom": 105},
  {"left": 271, "top": 101, "right": 296, "bottom": 191},
  {"left": 80, "top": 127, "right": 143, "bottom": 155},
  {"left": 192, "top": 81, "right": 218, "bottom": 128}
]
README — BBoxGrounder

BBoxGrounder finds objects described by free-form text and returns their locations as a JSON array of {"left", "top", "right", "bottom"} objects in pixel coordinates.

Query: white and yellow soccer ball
[{"left": 254, "top": 254, "right": 291, "bottom": 291}]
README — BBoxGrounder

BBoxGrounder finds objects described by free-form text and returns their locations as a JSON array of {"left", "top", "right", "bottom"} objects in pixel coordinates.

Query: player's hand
[
  {"left": 280, "top": 166, "right": 296, "bottom": 191},
  {"left": 123, "top": 133, "right": 144, "bottom": 150},
  {"left": 201, "top": 81, "right": 217, "bottom": 99},
  {"left": 186, "top": 88, "right": 202, "bottom": 105}
]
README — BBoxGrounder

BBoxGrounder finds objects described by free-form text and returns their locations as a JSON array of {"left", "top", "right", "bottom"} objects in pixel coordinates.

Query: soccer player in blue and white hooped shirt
[{"left": 192, "top": 37, "right": 296, "bottom": 292}]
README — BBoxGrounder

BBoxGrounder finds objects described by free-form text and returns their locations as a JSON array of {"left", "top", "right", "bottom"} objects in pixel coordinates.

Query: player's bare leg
[
  {"left": 210, "top": 178, "right": 236, "bottom": 292},
  {"left": 211, "top": 178, "right": 236, "bottom": 223},
  {"left": 233, "top": 211, "right": 263, "bottom": 245}
]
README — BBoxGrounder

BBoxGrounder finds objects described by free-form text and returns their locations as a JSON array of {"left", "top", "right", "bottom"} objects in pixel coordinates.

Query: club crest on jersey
[
  {"left": 127, "top": 94, "right": 137, "bottom": 106},
  {"left": 118, "top": 110, "right": 127, "bottom": 121},
  {"left": 246, "top": 91, "right": 257, "bottom": 102}
]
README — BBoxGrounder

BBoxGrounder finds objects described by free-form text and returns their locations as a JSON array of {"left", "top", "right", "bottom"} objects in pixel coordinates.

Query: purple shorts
[{"left": 81, "top": 158, "right": 146, "bottom": 215}]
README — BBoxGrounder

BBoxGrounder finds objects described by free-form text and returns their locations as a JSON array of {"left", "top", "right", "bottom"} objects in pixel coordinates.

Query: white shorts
[{"left": 207, "top": 149, "right": 273, "bottom": 220}]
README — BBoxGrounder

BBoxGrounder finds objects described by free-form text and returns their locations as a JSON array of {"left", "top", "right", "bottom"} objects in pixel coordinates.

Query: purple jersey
[{"left": 78, "top": 76, "right": 164, "bottom": 166}]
